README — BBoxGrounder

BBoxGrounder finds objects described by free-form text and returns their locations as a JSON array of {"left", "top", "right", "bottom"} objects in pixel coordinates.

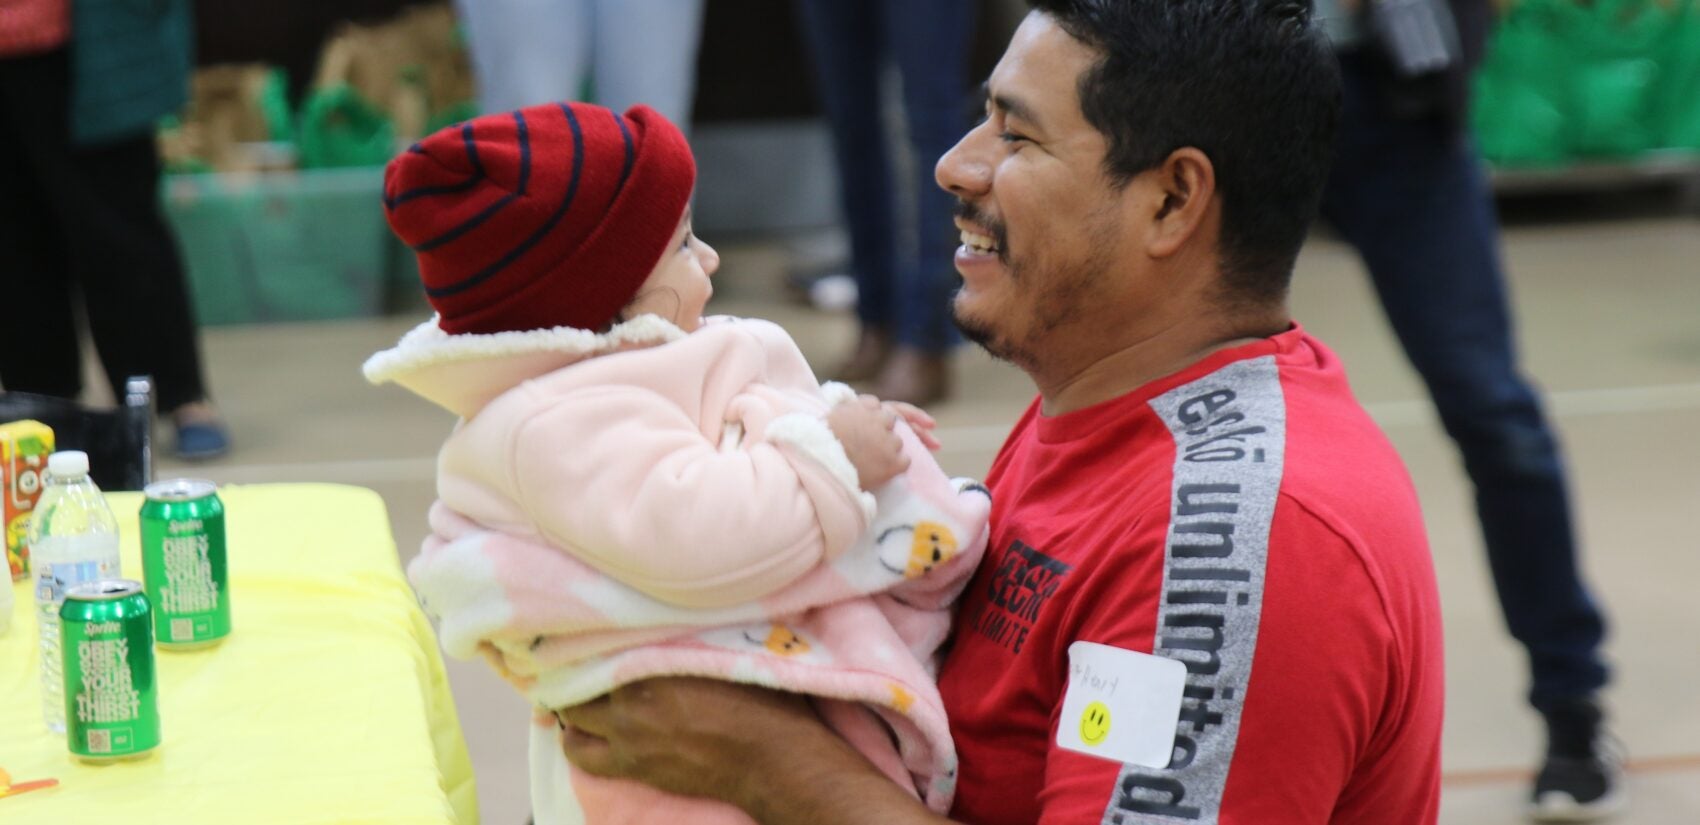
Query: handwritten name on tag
[{"left": 1056, "top": 641, "right": 1187, "bottom": 768}]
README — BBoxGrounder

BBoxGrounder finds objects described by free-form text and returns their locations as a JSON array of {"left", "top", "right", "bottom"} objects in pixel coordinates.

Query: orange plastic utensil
[{"left": 0, "top": 777, "right": 59, "bottom": 799}]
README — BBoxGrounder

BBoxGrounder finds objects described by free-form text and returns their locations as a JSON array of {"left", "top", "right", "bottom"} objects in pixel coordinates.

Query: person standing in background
[
  {"left": 0, "top": 0, "right": 230, "bottom": 460},
  {"left": 452, "top": 0, "right": 705, "bottom": 130},
  {"left": 1312, "top": 0, "right": 1619, "bottom": 818},
  {"left": 796, "top": 0, "right": 976, "bottom": 406}
]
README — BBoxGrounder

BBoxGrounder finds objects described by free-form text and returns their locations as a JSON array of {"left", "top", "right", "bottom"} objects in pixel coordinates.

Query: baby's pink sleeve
[{"left": 509, "top": 385, "right": 871, "bottom": 609}]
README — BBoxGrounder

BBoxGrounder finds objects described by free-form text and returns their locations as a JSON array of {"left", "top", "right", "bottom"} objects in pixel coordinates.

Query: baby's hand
[
  {"left": 882, "top": 401, "right": 941, "bottom": 452},
  {"left": 827, "top": 395, "right": 910, "bottom": 491}
]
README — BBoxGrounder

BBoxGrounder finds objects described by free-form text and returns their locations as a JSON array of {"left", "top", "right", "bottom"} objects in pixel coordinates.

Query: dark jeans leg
[
  {"left": 0, "top": 52, "right": 85, "bottom": 399},
  {"left": 796, "top": 0, "right": 898, "bottom": 332},
  {"left": 0, "top": 49, "right": 207, "bottom": 412},
  {"left": 1320, "top": 55, "right": 1609, "bottom": 712},
  {"left": 886, "top": 0, "right": 972, "bottom": 353},
  {"left": 72, "top": 125, "right": 207, "bottom": 412}
]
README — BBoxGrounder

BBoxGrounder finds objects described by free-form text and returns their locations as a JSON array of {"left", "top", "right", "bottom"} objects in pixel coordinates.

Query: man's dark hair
[{"left": 1029, "top": 0, "right": 1340, "bottom": 304}]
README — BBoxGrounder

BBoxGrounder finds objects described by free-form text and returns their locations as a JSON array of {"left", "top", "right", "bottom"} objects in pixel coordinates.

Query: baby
[{"left": 364, "top": 101, "right": 991, "bottom": 825}]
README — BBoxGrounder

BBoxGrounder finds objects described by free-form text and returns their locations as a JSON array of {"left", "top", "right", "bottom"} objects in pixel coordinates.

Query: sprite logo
[{"left": 76, "top": 638, "right": 142, "bottom": 723}]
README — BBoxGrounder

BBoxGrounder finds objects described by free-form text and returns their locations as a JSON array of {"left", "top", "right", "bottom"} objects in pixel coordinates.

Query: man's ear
[{"left": 1146, "top": 147, "right": 1216, "bottom": 259}]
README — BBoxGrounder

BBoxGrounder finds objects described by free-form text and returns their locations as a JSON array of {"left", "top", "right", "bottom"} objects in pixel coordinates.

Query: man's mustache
[{"left": 953, "top": 201, "right": 1009, "bottom": 256}]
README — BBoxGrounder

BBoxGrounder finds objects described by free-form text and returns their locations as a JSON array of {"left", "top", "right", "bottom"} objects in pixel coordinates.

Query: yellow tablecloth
[{"left": 0, "top": 483, "right": 477, "bottom": 824}]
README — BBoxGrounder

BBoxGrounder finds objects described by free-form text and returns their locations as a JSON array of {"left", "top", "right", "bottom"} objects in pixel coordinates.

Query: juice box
[{"left": 1, "top": 420, "right": 55, "bottom": 581}]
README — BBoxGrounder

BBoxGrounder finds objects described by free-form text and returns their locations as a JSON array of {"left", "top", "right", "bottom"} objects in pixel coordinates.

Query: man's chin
[{"left": 952, "top": 307, "right": 1024, "bottom": 367}]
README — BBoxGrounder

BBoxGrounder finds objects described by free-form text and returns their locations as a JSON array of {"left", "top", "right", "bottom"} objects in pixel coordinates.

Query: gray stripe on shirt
[{"left": 1099, "top": 355, "right": 1288, "bottom": 824}]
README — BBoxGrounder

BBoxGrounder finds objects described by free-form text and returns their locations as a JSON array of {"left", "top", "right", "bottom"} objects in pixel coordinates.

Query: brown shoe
[
  {"left": 872, "top": 347, "right": 951, "bottom": 407},
  {"left": 830, "top": 327, "right": 892, "bottom": 384}
]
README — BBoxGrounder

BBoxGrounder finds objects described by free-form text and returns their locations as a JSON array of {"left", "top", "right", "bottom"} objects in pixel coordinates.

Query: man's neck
[{"left": 1033, "top": 308, "right": 1290, "bottom": 417}]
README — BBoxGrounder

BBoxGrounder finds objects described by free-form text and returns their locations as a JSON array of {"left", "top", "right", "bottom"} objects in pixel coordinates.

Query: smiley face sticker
[
  {"left": 1079, "top": 701, "right": 1112, "bottom": 746},
  {"left": 1060, "top": 642, "right": 1187, "bottom": 767}
]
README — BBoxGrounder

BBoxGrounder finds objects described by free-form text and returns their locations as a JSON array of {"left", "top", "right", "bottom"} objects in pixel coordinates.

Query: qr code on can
[
  {"left": 172, "top": 618, "right": 194, "bottom": 640},
  {"left": 87, "top": 729, "right": 111, "bottom": 753}
]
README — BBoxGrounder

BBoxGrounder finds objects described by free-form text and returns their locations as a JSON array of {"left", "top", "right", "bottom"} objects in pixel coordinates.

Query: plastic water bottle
[{"left": 30, "top": 451, "right": 122, "bottom": 733}]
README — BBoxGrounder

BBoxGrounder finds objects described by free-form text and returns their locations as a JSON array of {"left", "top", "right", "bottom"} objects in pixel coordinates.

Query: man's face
[{"left": 936, "top": 13, "right": 1138, "bottom": 368}]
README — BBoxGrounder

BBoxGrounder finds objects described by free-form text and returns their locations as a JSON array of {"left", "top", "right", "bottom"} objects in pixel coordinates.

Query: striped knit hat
[{"left": 383, "top": 102, "right": 695, "bottom": 335}]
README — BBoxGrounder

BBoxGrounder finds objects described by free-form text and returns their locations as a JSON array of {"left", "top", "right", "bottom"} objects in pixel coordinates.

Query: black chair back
[{"left": 0, "top": 377, "right": 154, "bottom": 491}]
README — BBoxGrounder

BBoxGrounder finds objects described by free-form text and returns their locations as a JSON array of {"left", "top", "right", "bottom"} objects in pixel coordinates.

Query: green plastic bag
[
  {"left": 1473, "top": 11, "right": 1572, "bottom": 166},
  {"left": 256, "top": 66, "right": 294, "bottom": 141},
  {"left": 1653, "top": 0, "right": 1700, "bottom": 149},
  {"left": 297, "top": 84, "right": 394, "bottom": 169},
  {"left": 1564, "top": 0, "right": 1669, "bottom": 158},
  {"left": 1472, "top": 0, "right": 1700, "bottom": 164}
]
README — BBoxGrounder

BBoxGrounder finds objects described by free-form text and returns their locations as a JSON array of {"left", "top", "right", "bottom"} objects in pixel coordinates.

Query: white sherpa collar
[
  {"left": 363, "top": 313, "right": 688, "bottom": 385},
  {"left": 362, "top": 313, "right": 689, "bottom": 418}
]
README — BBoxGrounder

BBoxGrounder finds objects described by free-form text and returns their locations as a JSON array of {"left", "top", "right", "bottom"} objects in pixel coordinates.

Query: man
[
  {"left": 558, "top": 1, "right": 1445, "bottom": 822},
  {"left": 1314, "top": 0, "right": 1618, "bottom": 817}
]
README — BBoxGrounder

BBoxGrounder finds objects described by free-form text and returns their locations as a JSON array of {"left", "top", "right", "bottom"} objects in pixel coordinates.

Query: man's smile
[{"left": 959, "top": 228, "right": 999, "bottom": 255}]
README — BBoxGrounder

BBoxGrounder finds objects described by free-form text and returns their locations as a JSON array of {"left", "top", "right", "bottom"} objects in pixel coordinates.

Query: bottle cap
[{"left": 47, "top": 450, "right": 90, "bottom": 480}]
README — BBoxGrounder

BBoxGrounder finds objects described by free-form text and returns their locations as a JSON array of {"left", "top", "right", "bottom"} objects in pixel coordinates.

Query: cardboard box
[
  {"left": 313, "top": 3, "right": 474, "bottom": 146},
  {"left": 160, "top": 64, "right": 296, "bottom": 174}
]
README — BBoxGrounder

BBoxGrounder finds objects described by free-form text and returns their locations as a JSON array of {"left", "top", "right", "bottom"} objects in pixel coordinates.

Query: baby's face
[{"left": 625, "top": 211, "right": 718, "bottom": 332}]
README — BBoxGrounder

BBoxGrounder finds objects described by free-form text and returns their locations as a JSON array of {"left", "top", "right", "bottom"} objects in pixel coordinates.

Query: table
[{"left": 0, "top": 483, "right": 477, "bottom": 824}]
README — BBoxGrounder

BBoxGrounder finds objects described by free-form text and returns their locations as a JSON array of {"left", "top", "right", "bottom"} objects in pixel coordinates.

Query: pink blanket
[{"left": 410, "top": 428, "right": 992, "bottom": 824}]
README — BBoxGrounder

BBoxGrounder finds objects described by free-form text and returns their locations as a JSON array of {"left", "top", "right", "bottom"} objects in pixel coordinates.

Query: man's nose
[{"left": 936, "top": 123, "right": 993, "bottom": 201}]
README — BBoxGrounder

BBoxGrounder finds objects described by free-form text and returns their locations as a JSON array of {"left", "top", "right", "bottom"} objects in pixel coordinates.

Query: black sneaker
[{"left": 1529, "top": 699, "right": 1625, "bottom": 822}]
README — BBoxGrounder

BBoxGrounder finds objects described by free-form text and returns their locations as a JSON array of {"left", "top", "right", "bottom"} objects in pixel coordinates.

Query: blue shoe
[{"left": 175, "top": 420, "right": 230, "bottom": 460}]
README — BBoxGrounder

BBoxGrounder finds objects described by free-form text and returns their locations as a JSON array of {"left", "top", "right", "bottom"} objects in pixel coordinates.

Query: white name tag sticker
[{"left": 1055, "top": 641, "right": 1187, "bottom": 768}]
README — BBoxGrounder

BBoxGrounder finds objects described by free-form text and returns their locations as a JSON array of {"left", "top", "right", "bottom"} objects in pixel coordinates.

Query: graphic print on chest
[{"left": 967, "top": 539, "right": 1073, "bottom": 655}]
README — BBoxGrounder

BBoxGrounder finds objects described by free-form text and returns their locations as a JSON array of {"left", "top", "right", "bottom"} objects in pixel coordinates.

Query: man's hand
[
  {"left": 557, "top": 678, "right": 955, "bottom": 825},
  {"left": 558, "top": 678, "right": 822, "bottom": 804},
  {"left": 827, "top": 395, "right": 910, "bottom": 490}
]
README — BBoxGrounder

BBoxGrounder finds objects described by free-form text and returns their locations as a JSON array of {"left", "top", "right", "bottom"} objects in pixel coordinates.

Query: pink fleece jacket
[{"left": 365, "top": 314, "right": 992, "bottom": 825}]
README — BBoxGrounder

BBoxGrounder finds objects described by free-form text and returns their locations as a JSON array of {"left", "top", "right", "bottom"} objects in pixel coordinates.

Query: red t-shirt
[{"left": 937, "top": 326, "right": 1444, "bottom": 825}]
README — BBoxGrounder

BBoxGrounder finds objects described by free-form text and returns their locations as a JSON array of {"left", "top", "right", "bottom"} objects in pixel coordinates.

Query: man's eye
[{"left": 999, "top": 131, "right": 1029, "bottom": 145}]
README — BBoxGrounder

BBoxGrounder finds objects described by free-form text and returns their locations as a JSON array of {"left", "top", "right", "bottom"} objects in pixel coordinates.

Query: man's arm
[{"left": 558, "top": 678, "right": 960, "bottom": 825}]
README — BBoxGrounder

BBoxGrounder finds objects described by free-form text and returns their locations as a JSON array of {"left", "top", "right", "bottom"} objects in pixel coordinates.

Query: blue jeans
[
  {"left": 796, "top": 0, "right": 973, "bottom": 353},
  {"left": 1321, "top": 54, "right": 1609, "bottom": 712},
  {"left": 454, "top": 0, "right": 705, "bottom": 126}
]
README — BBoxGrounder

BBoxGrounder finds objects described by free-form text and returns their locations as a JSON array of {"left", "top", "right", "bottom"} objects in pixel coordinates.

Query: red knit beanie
[{"left": 382, "top": 102, "right": 695, "bottom": 335}]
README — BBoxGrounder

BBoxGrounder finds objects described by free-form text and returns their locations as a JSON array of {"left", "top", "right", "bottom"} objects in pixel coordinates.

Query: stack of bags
[
  {"left": 1472, "top": 0, "right": 1700, "bottom": 166},
  {"left": 159, "top": 2, "right": 477, "bottom": 174}
]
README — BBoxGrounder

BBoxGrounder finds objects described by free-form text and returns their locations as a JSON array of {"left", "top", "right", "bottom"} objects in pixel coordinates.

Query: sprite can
[
  {"left": 60, "top": 579, "right": 160, "bottom": 762},
  {"left": 139, "top": 479, "right": 229, "bottom": 649}
]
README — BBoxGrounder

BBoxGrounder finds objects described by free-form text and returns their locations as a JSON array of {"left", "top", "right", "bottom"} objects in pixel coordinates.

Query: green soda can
[
  {"left": 60, "top": 579, "right": 160, "bottom": 762},
  {"left": 139, "top": 479, "right": 229, "bottom": 650}
]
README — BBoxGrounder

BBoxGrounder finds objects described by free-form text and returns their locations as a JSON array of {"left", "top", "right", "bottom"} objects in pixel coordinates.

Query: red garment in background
[{"left": 0, "top": 0, "right": 69, "bottom": 57}]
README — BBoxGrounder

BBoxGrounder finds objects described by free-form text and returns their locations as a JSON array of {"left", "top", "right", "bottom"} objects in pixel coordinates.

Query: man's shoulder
[
  {"left": 1268, "top": 333, "right": 1427, "bottom": 547},
  {"left": 1263, "top": 466, "right": 1440, "bottom": 674},
  {"left": 1276, "top": 403, "right": 1427, "bottom": 561},
  {"left": 1143, "top": 355, "right": 1416, "bottom": 617}
]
